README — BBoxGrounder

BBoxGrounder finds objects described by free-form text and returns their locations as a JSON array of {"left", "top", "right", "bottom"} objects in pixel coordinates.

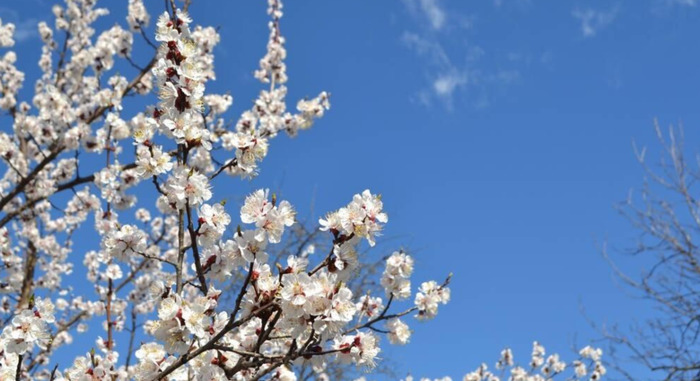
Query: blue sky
[{"left": 5, "top": 0, "right": 700, "bottom": 379}]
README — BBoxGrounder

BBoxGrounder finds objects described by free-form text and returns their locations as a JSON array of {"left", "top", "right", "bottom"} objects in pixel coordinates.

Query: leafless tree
[{"left": 597, "top": 122, "right": 700, "bottom": 381}]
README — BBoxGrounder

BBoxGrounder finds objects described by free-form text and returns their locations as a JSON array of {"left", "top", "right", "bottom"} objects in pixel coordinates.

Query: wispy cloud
[
  {"left": 14, "top": 19, "right": 38, "bottom": 43},
  {"left": 572, "top": 6, "right": 619, "bottom": 38},
  {"left": 420, "top": 0, "right": 446, "bottom": 30},
  {"left": 400, "top": 2, "right": 522, "bottom": 110},
  {"left": 401, "top": 31, "right": 470, "bottom": 110},
  {"left": 403, "top": 0, "right": 447, "bottom": 31},
  {"left": 433, "top": 71, "right": 467, "bottom": 98},
  {"left": 401, "top": 31, "right": 449, "bottom": 67},
  {"left": 650, "top": 0, "right": 699, "bottom": 17},
  {"left": 667, "top": 0, "right": 697, "bottom": 6},
  {"left": 0, "top": 7, "right": 38, "bottom": 43}
]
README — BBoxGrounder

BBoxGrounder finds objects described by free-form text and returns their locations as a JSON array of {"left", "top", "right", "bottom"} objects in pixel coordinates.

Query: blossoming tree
[
  {"left": 0, "top": 0, "right": 453, "bottom": 379},
  {"left": 0, "top": 1, "right": 610, "bottom": 380}
]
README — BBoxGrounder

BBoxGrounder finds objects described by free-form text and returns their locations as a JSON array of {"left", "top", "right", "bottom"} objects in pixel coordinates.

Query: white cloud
[
  {"left": 401, "top": 1, "right": 523, "bottom": 110},
  {"left": 419, "top": 0, "right": 446, "bottom": 30},
  {"left": 402, "top": 0, "right": 447, "bottom": 31},
  {"left": 402, "top": 31, "right": 468, "bottom": 109},
  {"left": 401, "top": 31, "right": 449, "bottom": 66},
  {"left": 433, "top": 72, "right": 467, "bottom": 97},
  {"left": 572, "top": 6, "right": 619, "bottom": 38}
]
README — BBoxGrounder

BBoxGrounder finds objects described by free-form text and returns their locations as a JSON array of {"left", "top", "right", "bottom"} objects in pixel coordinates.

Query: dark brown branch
[
  {"left": 186, "top": 203, "right": 208, "bottom": 294},
  {"left": 15, "top": 354, "right": 22, "bottom": 381},
  {"left": 17, "top": 241, "right": 37, "bottom": 310}
]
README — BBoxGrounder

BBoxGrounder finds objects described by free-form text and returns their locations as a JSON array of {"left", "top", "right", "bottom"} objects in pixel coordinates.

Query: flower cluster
[
  {"left": 576, "top": 346, "right": 606, "bottom": 380},
  {"left": 356, "top": 295, "right": 384, "bottom": 320},
  {"left": 152, "top": 10, "right": 208, "bottom": 146},
  {"left": 381, "top": 250, "right": 414, "bottom": 299},
  {"left": 240, "top": 188, "right": 295, "bottom": 243},
  {"left": 0, "top": 19, "right": 14, "bottom": 47},
  {"left": 196, "top": 202, "right": 231, "bottom": 246},
  {"left": 0, "top": 298, "right": 55, "bottom": 355},
  {"left": 218, "top": 0, "right": 330, "bottom": 178},
  {"left": 387, "top": 318, "right": 412, "bottom": 345},
  {"left": 164, "top": 166, "right": 212, "bottom": 208},
  {"left": 125, "top": 187, "right": 451, "bottom": 379},
  {"left": 415, "top": 280, "right": 451, "bottom": 321},
  {"left": 102, "top": 224, "right": 148, "bottom": 261},
  {"left": 0, "top": 49, "right": 22, "bottom": 110},
  {"left": 254, "top": 0, "right": 286, "bottom": 85},
  {"left": 150, "top": 286, "right": 224, "bottom": 353},
  {"left": 64, "top": 351, "right": 121, "bottom": 380},
  {"left": 320, "top": 189, "right": 388, "bottom": 246},
  {"left": 402, "top": 342, "right": 606, "bottom": 381},
  {"left": 127, "top": 0, "right": 150, "bottom": 31},
  {"left": 334, "top": 331, "right": 381, "bottom": 368}
]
